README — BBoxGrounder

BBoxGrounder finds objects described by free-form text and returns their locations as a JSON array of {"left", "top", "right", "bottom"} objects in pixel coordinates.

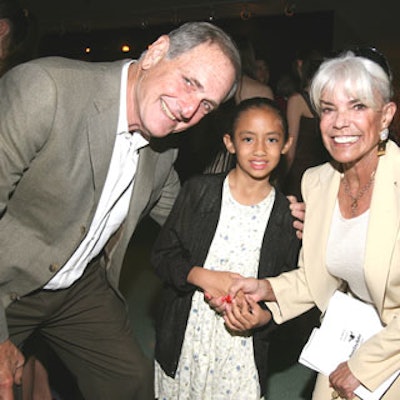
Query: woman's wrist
[{"left": 262, "top": 279, "right": 276, "bottom": 301}]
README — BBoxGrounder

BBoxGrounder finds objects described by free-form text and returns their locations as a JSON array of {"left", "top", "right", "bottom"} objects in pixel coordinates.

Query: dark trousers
[{"left": 6, "top": 257, "right": 154, "bottom": 400}]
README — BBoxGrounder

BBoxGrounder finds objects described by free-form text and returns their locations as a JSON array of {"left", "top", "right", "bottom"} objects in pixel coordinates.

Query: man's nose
[{"left": 179, "top": 95, "right": 200, "bottom": 122}]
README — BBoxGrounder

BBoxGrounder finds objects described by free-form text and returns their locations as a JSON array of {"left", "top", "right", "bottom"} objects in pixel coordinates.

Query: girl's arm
[
  {"left": 152, "top": 177, "right": 242, "bottom": 296},
  {"left": 188, "top": 267, "right": 242, "bottom": 299}
]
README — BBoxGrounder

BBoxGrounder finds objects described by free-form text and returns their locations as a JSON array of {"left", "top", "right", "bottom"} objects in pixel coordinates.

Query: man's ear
[
  {"left": 223, "top": 133, "right": 236, "bottom": 154},
  {"left": 141, "top": 35, "right": 170, "bottom": 70}
]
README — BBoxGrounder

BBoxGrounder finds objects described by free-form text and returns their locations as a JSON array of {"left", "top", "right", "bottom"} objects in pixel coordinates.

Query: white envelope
[{"left": 298, "top": 291, "right": 399, "bottom": 400}]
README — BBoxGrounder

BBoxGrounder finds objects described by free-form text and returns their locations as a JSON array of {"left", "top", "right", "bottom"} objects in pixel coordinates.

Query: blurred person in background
[{"left": 0, "top": 0, "right": 36, "bottom": 77}]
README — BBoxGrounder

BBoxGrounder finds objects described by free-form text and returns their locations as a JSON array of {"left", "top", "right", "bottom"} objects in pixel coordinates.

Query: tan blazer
[
  {"left": 267, "top": 140, "right": 400, "bottom": 393},
  {"left": 0, "top": 57, "right": 180, "bottom": 341}
]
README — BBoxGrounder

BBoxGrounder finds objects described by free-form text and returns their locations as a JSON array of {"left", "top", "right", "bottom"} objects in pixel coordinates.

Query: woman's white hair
[{"left": 310, "top": 51, "right": 393, "bottom": 115}]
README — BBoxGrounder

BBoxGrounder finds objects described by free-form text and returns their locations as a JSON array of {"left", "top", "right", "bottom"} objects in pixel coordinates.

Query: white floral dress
[{"left": 155, "top": 178, "right": 275, "bottom": 400}]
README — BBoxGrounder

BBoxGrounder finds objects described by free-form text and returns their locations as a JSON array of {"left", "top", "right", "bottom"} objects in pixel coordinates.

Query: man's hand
[
  {"left": 287, "top": 195, "right": 305, "bottom": 239},
  {"left": 0, "top": 339, "right": 25, "bottom": 400},
  {"left": 329, "top": 362, "right": 360, "bottom": 400}
]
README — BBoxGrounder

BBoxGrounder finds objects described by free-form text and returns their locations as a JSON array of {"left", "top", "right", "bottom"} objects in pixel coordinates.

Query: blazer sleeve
[
  {"left": 148, "top": 154, "right": 180, "bottom": 226},
  {"left": 0, "top": 62, "right": 55, "bottom": 217},
  {"left": 0, "top": 64, "right": 57, "bottom": 342},
  {"left": 266, "top": 249, "right": 315, "bottom": 324},
  {"left": 348, "top": 307, "right": 400, "bottom": 392}
]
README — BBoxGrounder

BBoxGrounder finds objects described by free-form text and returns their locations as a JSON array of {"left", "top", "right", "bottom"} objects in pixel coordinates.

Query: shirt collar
[{"left": 117, "top": 60, "right": 149, "bottom": 150}]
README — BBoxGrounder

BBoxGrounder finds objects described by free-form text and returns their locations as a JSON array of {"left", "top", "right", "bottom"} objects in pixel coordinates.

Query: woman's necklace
[{"left": 342, "top": 170, "right": 376, "bottom": 217}]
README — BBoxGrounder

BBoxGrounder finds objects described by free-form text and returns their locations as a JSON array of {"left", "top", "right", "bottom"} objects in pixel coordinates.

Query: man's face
[{"left": 128, "top": 37, "right": 236, "bottom": 138}]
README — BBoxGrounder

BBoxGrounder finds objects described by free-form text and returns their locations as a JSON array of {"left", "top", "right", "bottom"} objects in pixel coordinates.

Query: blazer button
[
  {"left": 49, "top": 263, "right": 60, "bottom": 273},
  {"left": 9, "top": 292, "right": 19, "bottom": 301}
]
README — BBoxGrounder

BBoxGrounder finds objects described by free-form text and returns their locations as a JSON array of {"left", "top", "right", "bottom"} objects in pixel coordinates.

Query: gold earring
[
  {"left": 378, "top": 128, "right": 389, "bottom": 156},
  {"left": 377, "top": 140, "right": 386, "bottom": 156}
]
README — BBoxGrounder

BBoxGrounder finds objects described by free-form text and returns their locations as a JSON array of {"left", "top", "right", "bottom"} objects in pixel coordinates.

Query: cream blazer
[{"left": 267, "top": 140, "right": 400, "bottom": 393}]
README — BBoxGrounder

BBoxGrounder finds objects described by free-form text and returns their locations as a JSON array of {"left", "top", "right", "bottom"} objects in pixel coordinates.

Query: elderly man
[{"left": 0, "top": 21, "right": 240, "bottom": 399}]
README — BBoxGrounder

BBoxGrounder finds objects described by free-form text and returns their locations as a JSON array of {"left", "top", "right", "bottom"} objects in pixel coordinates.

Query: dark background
[
  {"left": 37, "top": 11, "right": 334, "bottom": 90},
  {"left": 22, "top": 0, "right": 400, "bottom": 90}
]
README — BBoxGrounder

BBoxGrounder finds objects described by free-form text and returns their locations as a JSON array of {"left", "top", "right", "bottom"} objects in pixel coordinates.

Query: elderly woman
[{"left": 222, "top": 48, "right": 399, "bottom": 400}]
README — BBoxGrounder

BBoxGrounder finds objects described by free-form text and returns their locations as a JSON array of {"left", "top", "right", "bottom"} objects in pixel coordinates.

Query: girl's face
[{"left": 224, "top": 106, "right": 291, "bottom": 182}]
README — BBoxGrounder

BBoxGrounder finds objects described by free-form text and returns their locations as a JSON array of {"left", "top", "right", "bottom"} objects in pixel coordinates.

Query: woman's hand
[
  {"left": 223, "top": 296, "right": 272, "bottom": 332},
  {"left": 329, "top": 362, "right": 360, "bottom": 400},
  {"left": 229, "top": 277, "right": 276, "bottom": 302}
]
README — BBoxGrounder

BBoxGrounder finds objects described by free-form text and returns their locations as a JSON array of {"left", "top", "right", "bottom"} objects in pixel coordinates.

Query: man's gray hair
[{"left": 142, "top": 22, "right": 241, "bottom": 102}]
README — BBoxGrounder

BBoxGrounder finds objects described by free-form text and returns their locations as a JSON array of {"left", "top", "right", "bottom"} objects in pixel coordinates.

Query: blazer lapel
[
  {"left": 86, "top": 100, "right": 119, "bottom": 205},
  {"left": 365, "top": 142, "right": 400, "bottom": 313},
  {"left": 125, "top": 146, "right": 159, "bottom": 231},
  {"left": 304, "top": 165, "right": 341, "bottom": 310}
]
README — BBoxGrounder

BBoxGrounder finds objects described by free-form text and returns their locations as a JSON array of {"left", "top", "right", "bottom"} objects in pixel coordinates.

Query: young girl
[{"left": 152, "top": 97, "right": 300, "bottom": 399}]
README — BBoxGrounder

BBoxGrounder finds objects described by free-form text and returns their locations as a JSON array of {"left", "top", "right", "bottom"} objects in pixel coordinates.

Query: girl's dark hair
[{"left": 230, "top": 97, "right": 289, "bottom": 141}]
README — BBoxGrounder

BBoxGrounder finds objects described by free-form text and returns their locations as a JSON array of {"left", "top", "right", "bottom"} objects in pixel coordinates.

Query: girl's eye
[{"left": 268, "top": 137, "right": 279, "bottom": 143}]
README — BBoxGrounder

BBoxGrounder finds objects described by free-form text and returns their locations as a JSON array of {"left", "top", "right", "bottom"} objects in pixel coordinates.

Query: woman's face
[{"left": 319, "top": 83, "right": 395, "bottom": 166}]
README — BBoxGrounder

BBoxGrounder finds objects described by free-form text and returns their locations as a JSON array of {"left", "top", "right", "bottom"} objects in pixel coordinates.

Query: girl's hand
[
  {"left": 329, "top": 362, "right": 360, "bottom": 400},
  {"left": 223, "top": 296, "right": 271, "bottom": 332},
  {"left": 190, "top": 269, "right": 242, "bottom": 298},
  {"left": 204, "top": 292, "right": 227, "bottom": 314}
]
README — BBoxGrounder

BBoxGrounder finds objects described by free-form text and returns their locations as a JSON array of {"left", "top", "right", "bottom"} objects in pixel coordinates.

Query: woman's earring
[{"left": 378, "top": 128, "right": 389, "bottom": 156}]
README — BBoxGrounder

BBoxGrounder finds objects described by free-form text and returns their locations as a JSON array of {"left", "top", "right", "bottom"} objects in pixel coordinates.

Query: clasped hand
[{"left": 203, "top": 272, "right": 271, "bottom": 333}]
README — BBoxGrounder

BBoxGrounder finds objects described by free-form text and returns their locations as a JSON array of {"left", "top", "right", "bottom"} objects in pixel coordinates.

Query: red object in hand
[{"left": 223, "top": 294, "right": 232, "bottom": 304}]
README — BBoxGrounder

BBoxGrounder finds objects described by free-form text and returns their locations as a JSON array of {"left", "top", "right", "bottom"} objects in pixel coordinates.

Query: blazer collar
[{"left": 86, "top": 60, "right": 128, "bottom": 203}]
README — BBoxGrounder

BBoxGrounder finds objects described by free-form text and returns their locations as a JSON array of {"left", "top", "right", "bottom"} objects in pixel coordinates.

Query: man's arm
[{"left": 0, "top": 62, "right": 55, "bottom": 215}]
